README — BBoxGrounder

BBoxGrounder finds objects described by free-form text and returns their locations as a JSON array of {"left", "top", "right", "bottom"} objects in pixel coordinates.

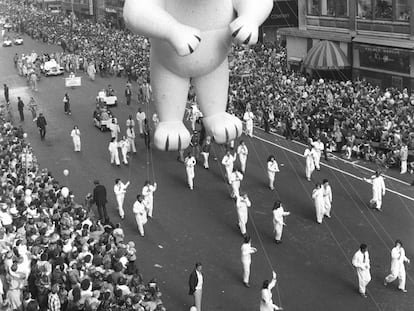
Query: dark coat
[
  {"left": 93, "top": 184, "right": 107, "bottom": 205},
  {"left": 188, "top": 269, "right": 201, "bottom": 295},
  {"left": 4, "top": 86, "right": 9, "bottom": 101},
  {"left": 36, "top": 115, "right": 47, "bottom": 128},
  {"left": 18, "top": 99, "right": 24, "bottom": 111}
]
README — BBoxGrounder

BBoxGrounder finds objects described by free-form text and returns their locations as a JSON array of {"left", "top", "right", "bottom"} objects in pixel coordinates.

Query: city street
[{"left": 1, "top": 34, "right": 413, "bottom": 311}]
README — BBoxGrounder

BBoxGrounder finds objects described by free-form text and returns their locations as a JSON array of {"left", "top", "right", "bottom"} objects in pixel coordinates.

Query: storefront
[
  {"left": 261, "top": 0, "right": 298, "bottom": 44},
  {"left": 279, "top": 0, "right": 414, "bottom": 90},
  {"left": 104, "top": 0, "right": 124, "bottom": 28},
  {"left": 353, "top": 37, "right": 414, "bottom": 90},
  {"left": 61, "top": 0, "right": 94, "bottom": 18}
]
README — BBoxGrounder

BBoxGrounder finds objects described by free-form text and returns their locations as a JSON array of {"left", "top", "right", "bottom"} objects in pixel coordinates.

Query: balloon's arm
[
  {"left": 123, "top": 0, "right": 179, "bottom": 41},
  {"left": 232, "top": 0, "right": 274, "bottom": 25}
]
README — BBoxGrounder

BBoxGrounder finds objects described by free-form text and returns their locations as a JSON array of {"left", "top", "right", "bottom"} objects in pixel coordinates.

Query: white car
[
  {"left": 14, "top": 37, "right": 23, "bottom": 45},
  {"left": 3, "top": 23, "right": 12, "bottom": 30},
  {"left": 43, "top": 60, "right": 64, "bottom": 76},
  {"left": 96, "top": 90, "right": 118, "bottom": 106},
  {"left": 2, "top": 38, "right": 12, "bottom": 47}
]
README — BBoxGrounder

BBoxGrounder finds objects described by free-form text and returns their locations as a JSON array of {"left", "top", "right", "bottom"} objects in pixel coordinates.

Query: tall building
[{"left": 279, "top": 0, "right": 414, "bottom": 90}]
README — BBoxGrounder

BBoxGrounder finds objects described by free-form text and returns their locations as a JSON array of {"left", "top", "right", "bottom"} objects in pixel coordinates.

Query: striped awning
[{"left": 303, "top": 40, "right": 350, "bottom": 70}]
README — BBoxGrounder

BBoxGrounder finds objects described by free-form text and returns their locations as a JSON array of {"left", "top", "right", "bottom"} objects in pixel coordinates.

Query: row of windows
[{"left": 307, "top": 0, "right": 410, "bottom": 21}]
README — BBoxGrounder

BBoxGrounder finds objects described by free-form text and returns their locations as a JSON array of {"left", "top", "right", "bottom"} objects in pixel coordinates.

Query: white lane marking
[
  {"left": 253, "top": 135, "right": 414, "bottom": 202},
  {"left": 253, "top": 126, "right": 412, "bottom": 187}
]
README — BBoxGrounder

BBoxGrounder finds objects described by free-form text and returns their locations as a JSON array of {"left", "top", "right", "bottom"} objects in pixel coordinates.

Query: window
[
  {"left": 358, "top": 0, "right": 372, "bottom": 19},
  {"left": 395, "top": 0, "right": 409, "bottom": 21},
  {"left": 375, "top": 0, "right": 392, "bottom": 19},
  {"left": 326, "top": 0, "right": 348, "bottom": 17},
  {"left": 307, "top": 0, "right": 320, "bottom": 15},
  {"left": 308, "top": 0, "right": 349, "bottom": 17}
]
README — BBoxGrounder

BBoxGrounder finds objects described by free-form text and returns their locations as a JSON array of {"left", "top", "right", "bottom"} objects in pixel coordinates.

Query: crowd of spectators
[
  {"left": 4, "top": 3, "right": 150, "bottom": 83},
  {"left": 3, "top": 1, "right": 414, "bottom": 172},
  {"left": 0, "top": 122, "right": 166, "bottom": 310},
  {"left": 228, "top": 45, "right": 414, "bottom": 169}
]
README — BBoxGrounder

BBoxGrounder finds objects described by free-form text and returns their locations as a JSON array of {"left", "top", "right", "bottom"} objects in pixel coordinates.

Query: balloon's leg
[
  {"left": 194, "top": 58, "right": 242, "bottom": 144},
  {"left": 151, "top": 58, "right": 191, "bottom": 151}
]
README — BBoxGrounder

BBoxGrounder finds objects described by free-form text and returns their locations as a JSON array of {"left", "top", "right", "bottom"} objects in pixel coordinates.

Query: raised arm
[
  {"left": 230, "top": 0, "right": 273, "bottom": 45},
  {"left": 123, "top": 0, "right": 201, "bottom": 56}
]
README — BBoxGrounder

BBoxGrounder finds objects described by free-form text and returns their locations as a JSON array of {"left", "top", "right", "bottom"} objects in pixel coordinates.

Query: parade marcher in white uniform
[
  {"left": 400, "top": 144, "right": 408, "bottom": 174},
  {"left": 70, "top": 125, "right": 81, "bottom": 152},
  {"left": 272, "top": 201, "right": 290, "bottom": 244},
  {"left": 87, "top": 62, "right": 96, "bottom": 81},
  {"left": 322, "top": 179, "right": 332, "bottom": 218},
  {"left": 126, "top": 116, "right": 136, "bottom": 153},
  {"left": 142, "top": 81, "right": 152, "bottom": 104},
  {"left": 243, "top": 108, "right": 254, "bottom": 137},
  {"left": 126, "top": 114, "right": 135, "bottom": 128},
  {"left": 132, "top": 194, "right": 147, "bottom": 236},
  {"left": 126, "top": 126, "right": 137, "bottom": 154},
  {"left": 185, "top": 152, "right": 196, "bottom": 190},
  {"left": 236, "top": 193, "right": 251, "bottom": 236},
  {"left": 142, "top": 181, "right": 157, "bottom": 218},
  {"left": 237, "top": 140, "right": 249, "bottom": 174},
  {"left": 352, "top": 243, "right": 371, "bottom": 298},
  {"left": 222, "top": 150, "right": 236, "bottom": 184},
  {"left": 229, "top": 169, "right": 244, "bottom": 198},
  {"left": 136, "top": 108, "right": 146, "bottom": 135},
  {"left": 241, "top": 235, "right": 257, "bottom": 288},
  {"left": 312, "top": 183, "right": 325, "bottom": 224},
  {"left": 260, "top": 271, "right": 283, "bottom": 311},
  {"left": 108, "top": 137, "right": 120, "bottom": 167},
  {"left": 118, "top": 136, "right": 130, "bottom": 165},
  {"left": 152, "top": 113, "right": 159, "bottom": 129},
  {"left": 267, "top": 155, "right": 280, "bottom": 191},
  {"left": 189, "top": 104, "right": 202, "bottom": 131},
  {"left": 200, "top": 136, "right": 212, "bottom": 169},
  {"left": 109, "top": 118, "right": 120, "bottom": 141},
  {"left": 384, "top": 240, "right": 410, "bottom": 292},
  {"left": 364, "top": 171, "right": 386, "bottom": 211},
  {"left": 303, "top": 143, "right": 315, "bottom": 181},
  {"left": 113, "top": 178, "right": 130, "bottom": 219},
  {"left": 312, "top": 138, "right": 324, "bottom": 171}
]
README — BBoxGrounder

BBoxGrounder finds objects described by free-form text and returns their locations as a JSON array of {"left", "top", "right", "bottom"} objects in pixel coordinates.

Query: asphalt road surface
[{"left": 1, "top": 33, "right": 413, "bottom": 311}]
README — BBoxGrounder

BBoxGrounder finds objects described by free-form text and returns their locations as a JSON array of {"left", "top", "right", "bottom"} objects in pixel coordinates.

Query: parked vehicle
[
  {"left": 96, "top": 90, "right": 118, "bottom": 106},
  {"left": 42, "top": 59, "right": 64, "bottom": 76}
]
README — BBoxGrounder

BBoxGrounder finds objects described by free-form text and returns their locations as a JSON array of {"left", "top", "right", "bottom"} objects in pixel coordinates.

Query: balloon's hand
[
  {"left": 169, "top": 23, "right": 201, "bottom": 56},
  {"left": 230, "top": 16, "right": 259, "bottom": 45}
]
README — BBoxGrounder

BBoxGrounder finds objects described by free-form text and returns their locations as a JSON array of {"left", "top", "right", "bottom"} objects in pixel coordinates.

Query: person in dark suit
[
  {"left": 93, "top": 180, "right": 109, "bottom": 223},
  {"left": 188, "top": 262, "right": 203, "bottom": 311},
  {"left": 3, "top": 84, "right": 9, "bottom": 103},
  {"left": 36, "top": 113, "right": 47, "bottom": 140},
  {"left": 125, "top": 85, "right": 132, "bottom": 105},
  {"left": 17, "top": 97, "right": 24, "bottom": 122}
]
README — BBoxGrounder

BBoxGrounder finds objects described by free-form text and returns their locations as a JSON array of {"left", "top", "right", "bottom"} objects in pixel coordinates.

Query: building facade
[
  {"left": 279, "top": 0, "right": 414, "bottom": 90},
  {"left": 104, "top": 0, "right": 124, "bottom": 28},
  {"left": 261, "top": 0, "right": 298, "bottom": 43},
  {"left": 61, "top": 0, "right": 96, "bottom": 18},
  {"left": 35, "top": 0, "right": 62, "bottom": 12}
]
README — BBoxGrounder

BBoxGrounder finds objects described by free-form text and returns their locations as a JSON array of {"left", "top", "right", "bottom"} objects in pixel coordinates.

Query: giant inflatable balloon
[{"left": 123, "top": 0, "right": 274, "bottom": 151}]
